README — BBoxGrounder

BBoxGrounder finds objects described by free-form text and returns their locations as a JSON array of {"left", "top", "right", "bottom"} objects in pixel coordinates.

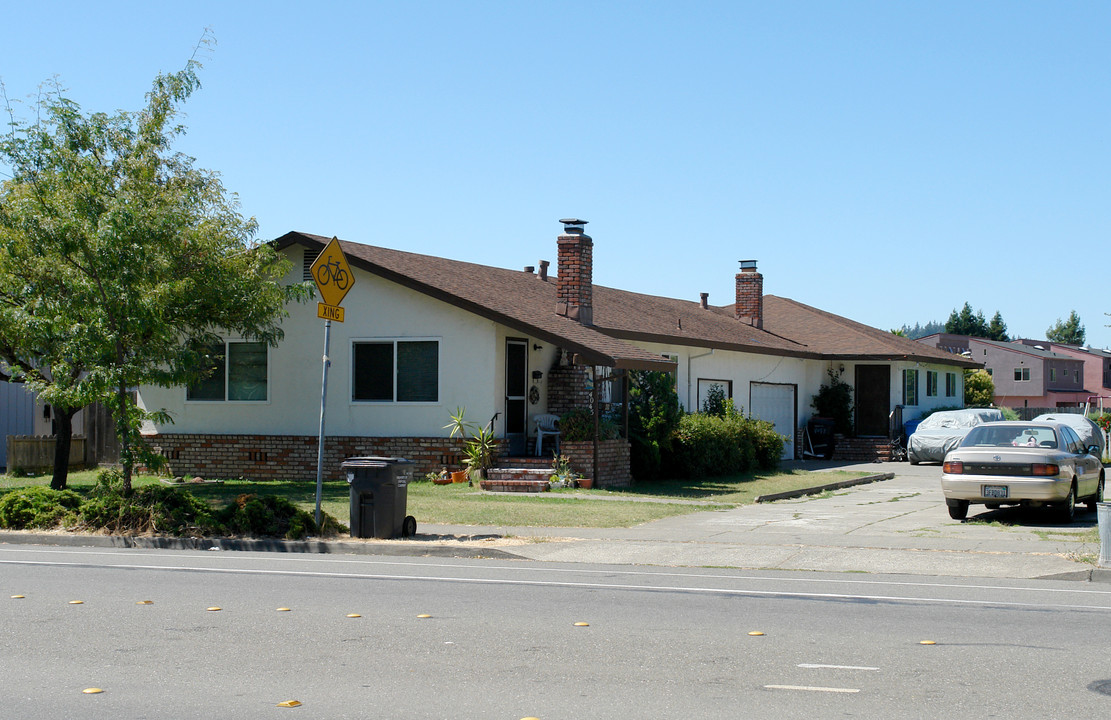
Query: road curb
[
  {"left": 0, "top": 531, "right": 524, "bottom": 560},
  {"left": 755, "top": 472, "right": 895, "bottom": 503}
]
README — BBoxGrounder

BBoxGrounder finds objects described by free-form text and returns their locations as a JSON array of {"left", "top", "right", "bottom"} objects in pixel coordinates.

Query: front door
[
  {"left": 505, "top": 339, "right": 528, "bottom": 455},
  {"left": 855, "top": 365, "right": 891, "bottom": 437}
]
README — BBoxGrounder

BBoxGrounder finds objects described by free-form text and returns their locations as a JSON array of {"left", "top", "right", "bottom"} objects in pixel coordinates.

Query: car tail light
[
  {"left": 1031, "top": 464, "right": 1059, "bottom": 476},
  {"left": 943, "top": 461, "right": 963, "bottom": 474}
]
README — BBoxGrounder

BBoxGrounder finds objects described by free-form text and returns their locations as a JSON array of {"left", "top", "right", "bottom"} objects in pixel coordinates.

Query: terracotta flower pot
[
  {"left": 451, "top": 471, "right": 468, "bottom": 483},
  {"left": 576, "top": 478, "right": 594, "bottom": 489}
]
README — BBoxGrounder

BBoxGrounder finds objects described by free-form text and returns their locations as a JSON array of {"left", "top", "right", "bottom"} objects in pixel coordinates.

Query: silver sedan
[{"left": 941, "top": 421, "right": 1105, "bottom": 522}]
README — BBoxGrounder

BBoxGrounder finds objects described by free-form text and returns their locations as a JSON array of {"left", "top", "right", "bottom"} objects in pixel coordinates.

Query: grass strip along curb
[{"left": 754, "top": 472, "right": 895, "bottom": 503}]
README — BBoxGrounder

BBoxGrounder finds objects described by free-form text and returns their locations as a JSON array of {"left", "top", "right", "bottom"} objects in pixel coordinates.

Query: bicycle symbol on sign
[{"left": 314, "top": 256, "right": 350, "bottom": 291}]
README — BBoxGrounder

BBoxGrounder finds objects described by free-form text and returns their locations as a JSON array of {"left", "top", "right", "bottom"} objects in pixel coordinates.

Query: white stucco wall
[{"left": 141, "top": 245, "right": 526, "bottom": 437}]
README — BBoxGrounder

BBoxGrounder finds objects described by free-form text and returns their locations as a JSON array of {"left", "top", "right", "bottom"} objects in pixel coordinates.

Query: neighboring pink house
[
  {"left": 1012, "top": 340, "right": 1111, "bottom": 403},
  {"left": 918, "top": 333, "right": 1090, "bottom": 409}
]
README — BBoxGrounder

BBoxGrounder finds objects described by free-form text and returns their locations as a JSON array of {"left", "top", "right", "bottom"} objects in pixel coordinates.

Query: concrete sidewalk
[{"left": 422, "top": 460, "right": 1108, "bottom": 581}]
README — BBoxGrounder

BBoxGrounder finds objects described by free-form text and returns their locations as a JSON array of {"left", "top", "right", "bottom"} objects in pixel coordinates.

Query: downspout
[
  {"left": 687, "top": 349, "right": 714, "bottom": 411},
  {"left": 592, "top": 367, "right": 599, "bottom": 486}
]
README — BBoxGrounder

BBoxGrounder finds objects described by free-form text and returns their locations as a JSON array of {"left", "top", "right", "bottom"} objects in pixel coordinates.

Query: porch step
[
  {"left": 832, "top": 437, "right": 894, "bottom": 462},
  {"left": 483, "top": 459, "right": 554, "bottom": 492}
]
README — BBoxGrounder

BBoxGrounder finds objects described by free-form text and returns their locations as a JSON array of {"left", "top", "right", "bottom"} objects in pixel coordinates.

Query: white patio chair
[{"left": 533, "top": 414, "right": 561, "bottom": 457}]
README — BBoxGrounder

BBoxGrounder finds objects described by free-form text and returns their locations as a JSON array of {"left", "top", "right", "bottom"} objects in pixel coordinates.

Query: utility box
[{"left": 342, "top": 456, "right": 416, "bottom": 539}]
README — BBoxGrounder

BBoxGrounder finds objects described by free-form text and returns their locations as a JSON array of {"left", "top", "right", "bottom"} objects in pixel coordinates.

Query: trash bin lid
[{"left": 343, "top": 456, "right": 413, "bottom": 465}]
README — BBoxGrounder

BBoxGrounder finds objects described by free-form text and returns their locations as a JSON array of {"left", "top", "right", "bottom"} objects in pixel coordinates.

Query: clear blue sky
[{"left": 3, "top": 1, "right": 1109, "bottom": 349}]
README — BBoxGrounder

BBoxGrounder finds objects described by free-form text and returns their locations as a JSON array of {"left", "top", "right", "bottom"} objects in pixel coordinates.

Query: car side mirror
[{"left": 1087, "top": 445, "right": 1100, "bottom": 456}]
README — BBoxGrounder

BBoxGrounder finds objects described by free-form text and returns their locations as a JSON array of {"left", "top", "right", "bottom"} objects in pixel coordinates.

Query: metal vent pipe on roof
[
  {"left": 700, "top": 292, "right": 709, "bottom": 309},
  {"left": 539, "top": 260, "right": 549, "bottom": 281}
]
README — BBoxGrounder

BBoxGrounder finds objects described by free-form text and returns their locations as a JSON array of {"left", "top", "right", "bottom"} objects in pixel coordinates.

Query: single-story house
[
  {"left": 138, "top": 220, "right": 978, "bottom": 485},
  {"left": 917, "top": 333, "right": 1090, "bottom": 410}
]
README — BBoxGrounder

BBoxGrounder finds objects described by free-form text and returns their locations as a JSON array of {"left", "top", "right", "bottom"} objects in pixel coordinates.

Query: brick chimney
[
  {"left": 735, "top": 259, "right": 762, "bottom": 329},
  {"left": 556, "top": 218, "right": 593, "bottom": 325}
]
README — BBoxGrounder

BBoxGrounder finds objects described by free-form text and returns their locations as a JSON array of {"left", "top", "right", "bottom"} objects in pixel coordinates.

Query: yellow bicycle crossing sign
[{"left": 310, "top": 236, "right": 353, "bottom": 319}]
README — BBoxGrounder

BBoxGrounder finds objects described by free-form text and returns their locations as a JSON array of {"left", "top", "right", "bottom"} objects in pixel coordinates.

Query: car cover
[
  {"left": 907, "top": 408, "right": 1005, "bottom": 463},
  {"left": 1033, "top": 413, "right": 1106, "bottom": 458}
]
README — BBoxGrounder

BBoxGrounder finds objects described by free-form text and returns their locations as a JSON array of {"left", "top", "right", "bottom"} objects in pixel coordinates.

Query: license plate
[{"left": 983, "top": 485, "right": 1008, "bottom": 499}]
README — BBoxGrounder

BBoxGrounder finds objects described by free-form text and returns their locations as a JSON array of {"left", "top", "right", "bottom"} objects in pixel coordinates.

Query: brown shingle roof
[
  {"left": 762, "top": 296, "right": 980, "bottom": 368},
  {"left": 277, "top": 232, "right": 978, "bottom": 370}
]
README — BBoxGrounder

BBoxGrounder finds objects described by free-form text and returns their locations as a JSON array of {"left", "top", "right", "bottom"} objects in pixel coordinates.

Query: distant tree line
[{"left": 898, "top": 304, "right": 1088, "bottom": 346}]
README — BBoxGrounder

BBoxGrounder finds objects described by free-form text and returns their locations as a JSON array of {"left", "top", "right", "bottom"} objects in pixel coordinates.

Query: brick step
[
  {"left": 479, "top": 478, "right": 550, "bottom": 493},
  {"left": 832, "top": 437, "right": 894, "bottom": 463},
  {"left": 486, "top": 467, "right": 552, "bottom": 482}
]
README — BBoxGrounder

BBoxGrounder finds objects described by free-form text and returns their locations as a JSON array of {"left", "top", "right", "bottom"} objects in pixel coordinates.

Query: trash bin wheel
[{"left": 402, "top": 515, "right": 417, "bottom": 537}]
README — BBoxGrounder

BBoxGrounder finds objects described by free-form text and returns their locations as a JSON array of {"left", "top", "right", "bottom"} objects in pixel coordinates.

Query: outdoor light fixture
[{"left": 532, "top": 370, "right": 543, "bottom": 380}]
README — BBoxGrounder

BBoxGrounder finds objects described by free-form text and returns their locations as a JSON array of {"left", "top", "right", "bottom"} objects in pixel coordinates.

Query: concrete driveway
[{"left": 465, "top": 461, "right": 1105, "bottom": 579}]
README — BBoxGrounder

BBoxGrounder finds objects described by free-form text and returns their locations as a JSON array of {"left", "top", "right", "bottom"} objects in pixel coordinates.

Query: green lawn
[{"left": 0, "top": 468, "right": 870, "bottom": 530}]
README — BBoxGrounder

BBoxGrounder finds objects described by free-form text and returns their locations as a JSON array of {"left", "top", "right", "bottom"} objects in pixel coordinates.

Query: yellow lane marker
[
  {"left": 11, "top": 595, "right": 25, "bottom": 599},
  {"left": 69, "top": 600, "right": 84, "bottom": 605},
  {"left": 347, "top": 613, "right": 361, "bottom": 618},
  {"left": 276, "top": 700, "right": 302, "bottom": 707},
  {"left": 136, "top": 600, "right": 153, "bottom": 605},
  {"left": 207, "top": 607, "right": 221, "bottom": 612},
  {"left": 573, "top": 622, "right": 589, "bottom": 627},
  {"left": 417, "top": 614, "right": 432, "bottom": 619},
  {"left": 277, "top": 608, "right": 292, "bottom": 612},
  {"left": 82, "top": 688, "right": 104, "bottom": 694},
  {"left": 748, "top": 631, "right": 765, "bottom": 636},
  {"left": 919, "top": 640, "right": 936, "bottom": 645}
]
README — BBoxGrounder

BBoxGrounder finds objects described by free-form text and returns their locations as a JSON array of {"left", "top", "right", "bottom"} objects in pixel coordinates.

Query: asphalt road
[{"left": 3, "top": 544, "right": 1111, "bottom": 719}]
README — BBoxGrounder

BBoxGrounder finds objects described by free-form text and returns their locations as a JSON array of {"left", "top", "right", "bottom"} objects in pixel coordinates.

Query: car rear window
[{"left": 961, "top": 426, "right": 1057, "bottom": 449}]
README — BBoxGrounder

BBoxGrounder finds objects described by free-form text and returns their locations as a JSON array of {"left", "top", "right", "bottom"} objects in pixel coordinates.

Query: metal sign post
[
  {"left": 314, "top": 319, "right": 331, "bottom": 527},
  {"left": 309, "top": 237, "right": 353, "bottom": 527}
]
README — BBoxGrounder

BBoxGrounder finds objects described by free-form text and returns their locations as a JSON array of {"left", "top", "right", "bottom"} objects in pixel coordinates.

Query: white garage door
[{"left": 749, "top": 383, "right": 796, "bottom": 460}]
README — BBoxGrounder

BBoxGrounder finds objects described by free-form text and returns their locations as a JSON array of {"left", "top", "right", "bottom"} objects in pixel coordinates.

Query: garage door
[{"left": 749, "top": 383, "right": 796, "bottom": 460}]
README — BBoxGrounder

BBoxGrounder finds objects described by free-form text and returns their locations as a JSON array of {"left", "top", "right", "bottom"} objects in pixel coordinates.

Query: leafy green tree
[
  {"left": 0, "top": 35, "right": 310, "bottom": 490},
  {"left": 964, "top": 369, "right": 995, "bottom": 407},
  {"left": 811, "top": 367, "right": 854, "bottom": 435},
  {"left": 986, "top": 311, "right": 1009, "bottom": 341},
  {"left": 1046, "top": 310, "right": 1085, "bottom": 346}
]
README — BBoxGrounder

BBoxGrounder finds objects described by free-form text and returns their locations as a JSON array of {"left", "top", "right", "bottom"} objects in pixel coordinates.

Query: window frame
[
  {"left": 185, "top": 339, "right": 271, "bottom": 403},
  {"left": 926, "top": 370, "right": 938, "bottom": 398},
  {"left": 351, "top": 337, "right": 441, "bottom": 404},
  {"left": 945, "top": 372, "right": 957, "bottom": 398},
  {"left": 902, "top": 369, "right": 919, "bottom": 406},
  {"left": 1014, "top": 367, "right": 1030, "bottom": 382}
]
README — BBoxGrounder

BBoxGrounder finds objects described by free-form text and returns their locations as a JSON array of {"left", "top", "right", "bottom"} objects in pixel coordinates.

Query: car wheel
[
  {"left": 402, "top": 515, "right": 417, "bottom": 538},
  {"left": 1058, "top": 483, "right": 1077, "bottom": 524},
  {"left": 1086, "top": 474, "right": 1104, "bottom": 512},
  {"left": 985, "top": 503, "right": 1000, "bottom": 510},
  {"left": 909, "top": 458, "right": 920, "bottom": 466},
  {"left": 948, "top": 500, "right": 969, "bottom": 520}
]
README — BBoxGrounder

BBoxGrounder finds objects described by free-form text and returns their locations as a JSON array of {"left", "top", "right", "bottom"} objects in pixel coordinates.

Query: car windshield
[{"left": 961, "top": 425, "right": 1058, "bottom": 449}]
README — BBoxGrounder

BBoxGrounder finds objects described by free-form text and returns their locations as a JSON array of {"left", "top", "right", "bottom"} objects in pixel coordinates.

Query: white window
[
  {"left": 353, "top": 339, "right": 439, "bottom": 402},
  {"left": 187, "top": 341, "right": 268, "bottom": 402},
  {"left": 1014, "top": 367, "right": 1030, "bottom": 382}
]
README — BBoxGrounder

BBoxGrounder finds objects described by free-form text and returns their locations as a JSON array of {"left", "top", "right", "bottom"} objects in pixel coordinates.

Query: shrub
[
  {"left": 666, "top": 411, "right": 785, "bottom": 478},
  {"left": 701, "top": 383, "right": 727, "bottom": 417},
  {"left": 0, "top": 486, "right": 83, "bottom": 529},
  {"left": 811, "top": 368, "right": 854, "bottom": 435},
  {"left": 216, "top": 494, "right": 325, "bottom": 540},
  {"left": 79, "top": 483, "right": 219, "bottom": 536},
  {"left": 998, "top": 406, "right": 1020, "bottom": 421}
]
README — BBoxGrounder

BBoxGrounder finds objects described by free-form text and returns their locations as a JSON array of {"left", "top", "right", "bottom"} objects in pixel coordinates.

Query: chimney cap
[
  {"left": 559, "top": 218, "right": 589, "bottom": 233},
  {"left": 738, "top": 259, "right": 758, "bottom": 272}
]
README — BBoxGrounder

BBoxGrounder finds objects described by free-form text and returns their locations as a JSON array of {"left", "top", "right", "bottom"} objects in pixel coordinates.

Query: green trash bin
[{"left": 342, "top": 457, "right": 416, "bottom": 539}]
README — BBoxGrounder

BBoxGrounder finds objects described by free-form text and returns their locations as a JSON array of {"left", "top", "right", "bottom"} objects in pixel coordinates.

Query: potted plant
[{"left": 445, "top": 407, "right": 500, "bottom": 484}]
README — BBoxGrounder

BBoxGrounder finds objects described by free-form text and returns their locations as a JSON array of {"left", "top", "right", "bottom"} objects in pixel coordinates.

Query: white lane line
[
  {"left": 798, "top": 664, "right": 879, "bottom": 671},
  {"left": 765, "top": 685, "right": 860, "bottom": 694},
  {"left": 3, "top": 558, "right": 1111, "bottom": 611},
  {"left": 3, "top": 545, "right": 1110, "bottom": 599}
]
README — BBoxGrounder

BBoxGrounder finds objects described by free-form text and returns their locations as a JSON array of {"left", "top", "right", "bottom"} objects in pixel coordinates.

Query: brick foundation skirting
[
  {"left": 143, "top": 433, "right": 470, "bottom": 482},
  {"left": 560, "top": 439, "right": 631, "bottom": 488}
]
